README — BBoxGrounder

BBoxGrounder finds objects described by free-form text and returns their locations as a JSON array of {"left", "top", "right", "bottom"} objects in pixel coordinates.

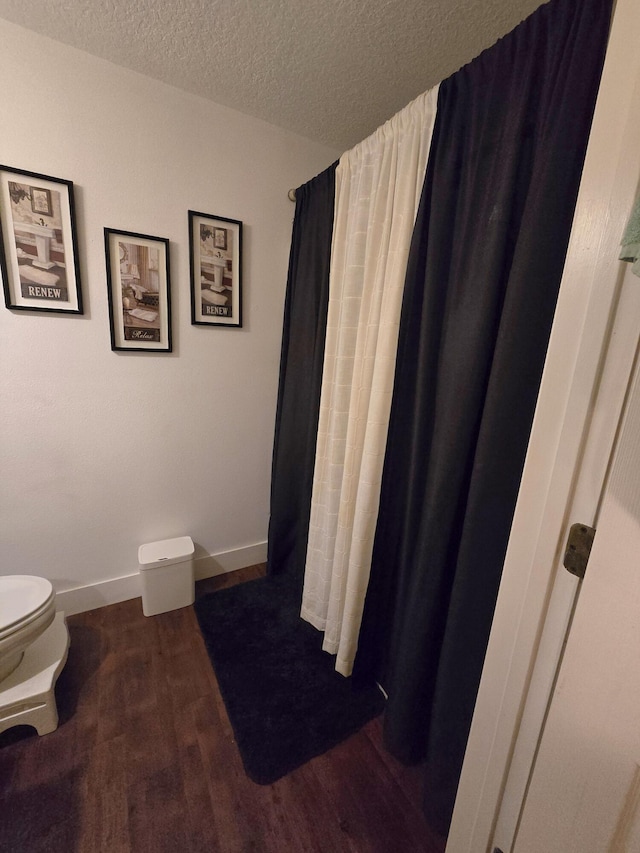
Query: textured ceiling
[{"left": 0, "top": 0, "right": 545, "bottom": 151}]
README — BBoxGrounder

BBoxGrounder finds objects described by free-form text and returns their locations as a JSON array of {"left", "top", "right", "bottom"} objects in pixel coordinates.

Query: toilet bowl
[{"left": 0, "top": 576, "right": 56, "bottom": 683}]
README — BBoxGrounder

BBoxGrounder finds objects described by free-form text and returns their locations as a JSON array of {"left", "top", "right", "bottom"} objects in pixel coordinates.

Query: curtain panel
[
  {"left": 353, "top": 0, "right": 612, "bottom": 833},
  {"left": 267, "top": 164, "right": 337, "bottom": 580},
  {"left": 301, "top": 89, "right": 439, "bottom": 676}
]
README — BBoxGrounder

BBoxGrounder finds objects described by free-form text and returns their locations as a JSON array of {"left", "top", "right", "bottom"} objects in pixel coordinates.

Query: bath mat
[{"left": 194, "top": 574, "right": 385, "bottom": 785}]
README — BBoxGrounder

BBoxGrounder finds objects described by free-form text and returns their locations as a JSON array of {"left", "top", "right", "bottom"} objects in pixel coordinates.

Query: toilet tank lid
[{"left": 138, "top": 536, "right": 194, "bottom": 570}]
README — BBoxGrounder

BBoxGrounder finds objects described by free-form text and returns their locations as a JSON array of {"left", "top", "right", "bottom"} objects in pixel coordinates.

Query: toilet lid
[{"left": 0, "top": 575, "right": 54, "bottom": 631}]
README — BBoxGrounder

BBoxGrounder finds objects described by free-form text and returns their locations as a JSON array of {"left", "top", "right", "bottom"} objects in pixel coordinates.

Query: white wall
[{"left": 0, "top": 19, "right": 338, "bottom": 609}]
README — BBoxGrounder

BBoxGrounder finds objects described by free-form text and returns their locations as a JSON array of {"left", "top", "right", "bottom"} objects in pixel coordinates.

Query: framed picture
[
  {"left": 189, "top": 211, "right": 242, "bottom": 327},
  {"left": 30, "top": 188, "right": 53, "bottom": 217},
  {"left": 104, "top": 228, "right": 172, "bottom": 352},
  {"left": 0, "top": 165, "right": 83, "bottom": 313},
  {"left": 213, "top": 227, "right": 227, "bottom": 250}
]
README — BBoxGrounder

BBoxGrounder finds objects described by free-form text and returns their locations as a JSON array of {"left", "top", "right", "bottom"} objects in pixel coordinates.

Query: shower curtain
[
  {"left": 267, "top": 164, "right": 337, "bottom": 581},
  {"left": 301, "top": 89, "right": 438, "bottom": 675},
  {"left": 353, "top": 0, "right": 611, "bottom": 832},
  {"left": 268, "top": 0, "right": 611, "bottom": 834}
]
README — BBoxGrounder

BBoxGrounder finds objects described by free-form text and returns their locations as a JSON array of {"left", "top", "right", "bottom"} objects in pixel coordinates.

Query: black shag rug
[{"left": 194, "top": 573, "right": 385, "bottom": 785}]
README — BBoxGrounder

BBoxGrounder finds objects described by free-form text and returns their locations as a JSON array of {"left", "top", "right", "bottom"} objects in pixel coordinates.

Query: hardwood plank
[
  {"left": 79, "top": 734, "right": 130, "bottom": 853},
  {"left": 170, "top": 703, "right": 221, "bottom": 853}
]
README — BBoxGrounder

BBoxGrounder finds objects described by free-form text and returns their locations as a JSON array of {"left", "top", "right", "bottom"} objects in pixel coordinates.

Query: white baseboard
[
  {"left": 55, "top": 541, "right": 267, "bottom": 616},
  {"left": 193, "top": 541, "right": 267, "bottom": 580}
]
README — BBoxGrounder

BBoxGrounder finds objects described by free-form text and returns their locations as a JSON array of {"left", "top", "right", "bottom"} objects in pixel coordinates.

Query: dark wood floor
[{"left": 0, "top": 565, "right": 446, "bottom": 853}]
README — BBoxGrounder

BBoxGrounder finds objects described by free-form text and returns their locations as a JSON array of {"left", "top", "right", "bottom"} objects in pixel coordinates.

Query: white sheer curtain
[{"left": 300, "top": 86, "right": 439, "bottom": 676}]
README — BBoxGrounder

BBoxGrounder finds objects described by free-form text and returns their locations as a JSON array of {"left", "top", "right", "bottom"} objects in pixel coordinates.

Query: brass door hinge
[{"left": 563, "top": 523, "right": 596, "bottom": 579}]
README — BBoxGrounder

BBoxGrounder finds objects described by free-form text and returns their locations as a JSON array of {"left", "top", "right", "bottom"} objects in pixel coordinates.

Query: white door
[{"left": 514, "top": 326, "right": 640, "bottom": 852}]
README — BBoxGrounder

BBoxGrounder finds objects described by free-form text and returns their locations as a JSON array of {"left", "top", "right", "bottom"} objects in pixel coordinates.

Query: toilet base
[
  {"left": 0, "top": 612, "right": 69, "bottom": 737},
  {"left": 0, "top": 650, "right": 24, "bottom": 683}
]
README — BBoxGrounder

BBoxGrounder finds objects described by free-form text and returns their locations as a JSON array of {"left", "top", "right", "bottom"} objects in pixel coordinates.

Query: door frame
[{"left": 446, "top": 0, "right": 640, "bottom": 849}]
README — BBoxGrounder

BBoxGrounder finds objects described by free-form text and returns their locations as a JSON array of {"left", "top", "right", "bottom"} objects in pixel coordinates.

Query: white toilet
[
  {"left": 0, "top": 575, "right": 56, "bottom": 682},
  {"left": 0, "top": 575, "right": 69, "bottom": 736}
]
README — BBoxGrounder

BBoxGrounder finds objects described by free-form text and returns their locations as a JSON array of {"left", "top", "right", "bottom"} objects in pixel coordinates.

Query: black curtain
[
  {"left": 267, "top": 164, "right": 337, "bottom": 579},
  {"left": 353, "top": 0, "right": 611, "bottom": 834}
]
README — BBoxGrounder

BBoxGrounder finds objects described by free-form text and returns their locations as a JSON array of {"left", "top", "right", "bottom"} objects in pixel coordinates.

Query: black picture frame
[
  {"left": 189, "top": 210, "right": 242, "bottom": 328},
  {"left": 104, "top": 228, "right": 172, "bottom": 352},
  {"left": 0, "top": 165, "right": 83, "bottom": 314}
]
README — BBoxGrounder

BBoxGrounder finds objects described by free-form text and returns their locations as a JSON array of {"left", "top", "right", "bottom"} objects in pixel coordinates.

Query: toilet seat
[
  {"left": 0, "top": 576, "right": 55, "bottom": 636},
  {"left": 0, "top": 576, "right": 57, "bottom": 684},
  {"left": 0, "top": 578, "right": 68, "bottom": 738}
]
